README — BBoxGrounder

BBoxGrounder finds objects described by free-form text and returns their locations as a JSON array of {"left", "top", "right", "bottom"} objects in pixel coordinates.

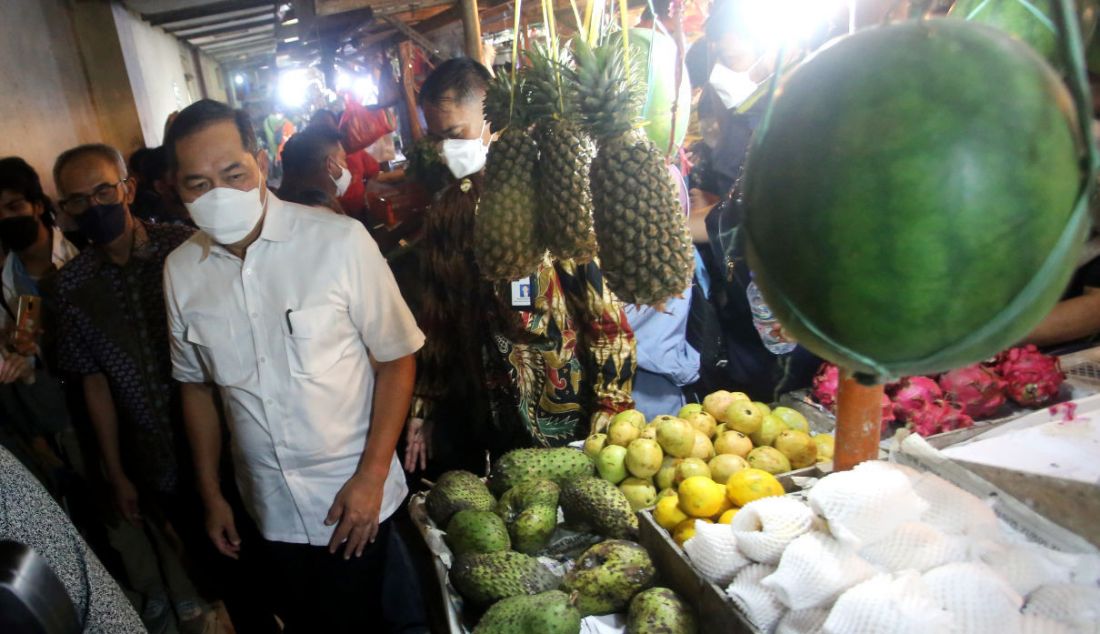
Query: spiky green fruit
[
  {"left": 473, "top": 590, "right": 581, "bottom": 634},
  {"left": 426, "top": 470, "right": 495, "bottom": 526},
  {"left": 560, "top": 476, "right": 639, "bottom": 539},
  {"left": 450, "top": 551, "right": 561, "bottom": 606},
  {"left": 488, "top": 447, "right": 595, "bottom": 495},
  {"left": 563, "top": 539, "right": 656, "bottom": 616}
]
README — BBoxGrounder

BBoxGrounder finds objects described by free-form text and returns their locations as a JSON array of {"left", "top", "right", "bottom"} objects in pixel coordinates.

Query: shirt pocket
[
  {"left": 284, "top": 305, "right": 344, "bottom": 378},
  {"left": 185, "top": 318, "right": 250, "bottom": 386}
]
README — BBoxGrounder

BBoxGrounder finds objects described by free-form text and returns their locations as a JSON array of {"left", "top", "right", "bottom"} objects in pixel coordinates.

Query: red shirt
[{"left": 339, "top": 150, "right": 380, "bottom": 217}]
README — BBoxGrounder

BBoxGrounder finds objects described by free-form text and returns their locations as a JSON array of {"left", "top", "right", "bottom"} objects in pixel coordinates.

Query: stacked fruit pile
[
  {"left": 425, "top": 447, "right": 698, "bottom": 633},
  {"left": 812, "top": 345, "right": 1067, "bottom": 436},
  {"left": 677, "top": 461, "right": 1100, "bottom": 633},
  {"left": 581, "top": 393, "right": 833, "bottom": 541}
]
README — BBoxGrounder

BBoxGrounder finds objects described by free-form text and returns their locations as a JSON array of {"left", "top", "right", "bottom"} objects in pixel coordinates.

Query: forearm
[
  {"left": 360, "top": 354, "right": 416, "bottom": 479},
  {"left": 83, "top": 374, "right": 125, "bottom": 482},
  {"left": 1024, "top": 291, "right": 1100, "bottom": 347},
  {"left": 181, "top": 382, "right": 224, "bottom": 504}
]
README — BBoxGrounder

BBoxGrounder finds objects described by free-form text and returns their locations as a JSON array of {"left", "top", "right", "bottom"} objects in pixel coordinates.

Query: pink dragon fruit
[
  {"left": 880, "top": 392, "right": 896, "bottom": 434},
  {"left": 938, "top": 364, "right": 1007, "bottom": 419},
  {"left": 904, "top": 400, "right": 971, "bottom": 436},
  {"left": 996, "top": 345, "right": 1065, "bottom": 407},
  {"left": 812, "top": 363, "right": 840, "bottom": 411},
  {"left": 939, "top": 403, "right": 974, "bottom": 432},
  {"left": 889, "top": 376, "right": 943, "bottom": 423}
]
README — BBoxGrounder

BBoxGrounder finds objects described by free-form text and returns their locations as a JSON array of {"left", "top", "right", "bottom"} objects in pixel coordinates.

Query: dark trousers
[
  {"left": 158, "top": 487, "right": 280, "bottom": 634},
  {"left": 246, "top": 519, "right": 427, "bottom": 634}
]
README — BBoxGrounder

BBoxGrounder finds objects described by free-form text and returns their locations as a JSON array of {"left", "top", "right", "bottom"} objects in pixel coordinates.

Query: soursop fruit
[
  {"left": 450, "top": 551, "right": 561, "bottom": 606},
  {"left": 563, "top": 540, "right": 657, "bottom": 615},
  {"left": 445, "top": 510, "right": 511, "bottom": 556},
  {"left": 426, "top": 470, "right": 495, "bottom": 526},
  {"left": 473, "top": 590, "right": 582, "bottom": 634},
  {"left": 561, "top": 476, "right": 639, "bottom": 539},
  {"left": 627, "top": 587, "right": 698, "bottom": 634},
  {"left": 489, "top": 448, "right": 594, "bottom": 495},
  {"left": 496, "top": 480, "right": 560, "bottom": 554}
]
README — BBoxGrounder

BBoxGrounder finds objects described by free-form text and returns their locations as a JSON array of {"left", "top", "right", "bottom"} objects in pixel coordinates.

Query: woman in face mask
[
  {"left": 277, "top": 126, "right": 352, "bottom": 215},
  {"left": 0, "top": 157, "right": 79, "bottom": 343}
]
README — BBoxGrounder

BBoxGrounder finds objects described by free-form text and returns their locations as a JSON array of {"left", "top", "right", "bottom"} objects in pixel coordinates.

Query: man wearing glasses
[{"left": 49, "top": 144, "right": 214, "bottom": 631}]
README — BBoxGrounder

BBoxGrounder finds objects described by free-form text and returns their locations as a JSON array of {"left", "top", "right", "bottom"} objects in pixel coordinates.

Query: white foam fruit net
[
  {"left": 726, "top": 563, "right": 785, "bottom": 632},
  {"left": 823, "top": 571, "right": 956, "bottom": 634},
  {"left": 980, "top": 541, "right": 1077, "bottom": 596},
  {"left": 775, "top": 608, "right": 829, "bottom": 634},
  {"left": 1022, "top": 583, "right": 1100, "bottom": 632},
  {"left": 910, "top": 471, "right": 998, "bottom": 536},
  {"left": 763, "top": 530, "right": 877, "bottom": 611},
  {"left": 808, "top": 464, "right": 928, "bottom": 548},
  {"left": 1018, "top": 613, "right": 1073, "bottom": 634},
  {"left": 683, "top": 520, "right": 749, "bottom": 587},
  {"left": 923, "top": 562, "right": 1024, "bottom": 634},
  {"left": 859, "top": 521, "right": 971, "bottom": 573},
  {"left": 731, "top": 496, "right": 815, "bottom": 564}
]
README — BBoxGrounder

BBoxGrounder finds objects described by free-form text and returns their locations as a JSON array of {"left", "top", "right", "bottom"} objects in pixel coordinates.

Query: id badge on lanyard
[{"left": 510, "top": 276, "right": 534, "bottom": 310}]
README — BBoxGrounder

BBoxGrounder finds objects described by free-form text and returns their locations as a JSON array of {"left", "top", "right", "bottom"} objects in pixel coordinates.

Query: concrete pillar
[{"left": 67, "top": 0, "right": 146, "bottom": 157}]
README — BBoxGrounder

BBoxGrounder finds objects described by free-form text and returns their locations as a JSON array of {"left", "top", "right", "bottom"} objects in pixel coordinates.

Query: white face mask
[
  {"left": 440, "top": 122, "right": 490, "bottom": 179},
  {"left": 184, "top": 185, "right": 266, "bottom": 245},
  {"left": 332, "top": 165, "right": 352, "bottom": 197},
  {"left": 709, "top": 61, "right": 760, "bottom": 110}
]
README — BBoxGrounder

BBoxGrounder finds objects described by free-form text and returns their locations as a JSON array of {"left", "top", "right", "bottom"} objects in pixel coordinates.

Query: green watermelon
[
  {"left": 625, "top": 29, "right": 692, "bottom": 152},
  {"left": 743, "top": 19, "right": 1088, "bottom": 381},
  {"left": 950, "top": 0, "right": 1098, "bottom": 68}
]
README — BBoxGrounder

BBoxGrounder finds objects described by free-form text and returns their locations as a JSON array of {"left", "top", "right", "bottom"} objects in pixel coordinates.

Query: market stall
[{"left": 405, "top": 0, "right": 1100, "bottom": 630}]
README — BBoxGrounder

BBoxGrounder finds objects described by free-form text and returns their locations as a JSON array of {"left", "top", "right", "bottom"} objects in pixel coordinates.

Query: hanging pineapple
[
  {"left": 474, "top": 71, "right": 546, "bottom": 281},
  {"left": 525, "top": 43, "right": 599, "bottom": 263},
  {"left": 568, "top": 38, "right": 694, "bottom": 306}
]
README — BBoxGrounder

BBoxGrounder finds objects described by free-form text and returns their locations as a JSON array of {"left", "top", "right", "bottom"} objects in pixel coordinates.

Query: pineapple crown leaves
[
  {"left": 568, "top": 38, "right": 646, "bottom": 139},
  {"left": 483, "top": 70, "right": 532, "bottom": 134},
  {"left": 523, "top": 42, "right": 575, "bottom": 120}
]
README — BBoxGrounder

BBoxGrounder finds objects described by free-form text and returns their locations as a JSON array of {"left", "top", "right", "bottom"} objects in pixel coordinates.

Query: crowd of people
[{"left": 2, "top": 1, "right": 1099, "bottom": 633}]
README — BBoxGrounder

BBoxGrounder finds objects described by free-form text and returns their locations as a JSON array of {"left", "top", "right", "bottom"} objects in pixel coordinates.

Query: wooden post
[
  {"left": 834, "top": 375, "right": 883, "bottom": 471},
  {"left": 460, "top": 0, "right": 483, "bottom": 62},
  {"left": 397, "top": 41, "right": 425, "bottom": 141}
]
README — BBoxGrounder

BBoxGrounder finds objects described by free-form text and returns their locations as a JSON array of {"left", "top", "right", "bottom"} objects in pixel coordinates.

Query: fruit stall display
[
  {"left": 639, "top": 457, "right": 1100, "bottom": 633},
  {"left": 411, "top": 446, "right": 701, "bottom": 633}
]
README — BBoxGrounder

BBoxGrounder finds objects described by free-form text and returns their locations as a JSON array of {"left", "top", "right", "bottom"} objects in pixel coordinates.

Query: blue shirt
[{"left": 625, "top": 290, "right": 701, "bottom": 419}]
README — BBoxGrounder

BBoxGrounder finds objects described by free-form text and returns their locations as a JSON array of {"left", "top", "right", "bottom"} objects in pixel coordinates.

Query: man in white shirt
[{"left": 162, "top": 100, "right": 425, "bottom": 632}]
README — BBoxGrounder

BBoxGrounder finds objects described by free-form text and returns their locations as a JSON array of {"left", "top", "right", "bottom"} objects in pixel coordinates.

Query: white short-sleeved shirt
[{"left": 164, "top": 194, "right": 424, "bottom": 545}]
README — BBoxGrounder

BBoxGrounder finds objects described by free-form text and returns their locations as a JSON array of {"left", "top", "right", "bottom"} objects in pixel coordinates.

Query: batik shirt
[
  {"left": 54, "top": 221, "right": 195, "bottom": 494},
  {"left": 411, "top": 177, "right": 635, "bottom": 447}
]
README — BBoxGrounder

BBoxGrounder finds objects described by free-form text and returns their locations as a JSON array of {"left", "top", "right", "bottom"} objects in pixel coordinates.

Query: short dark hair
[
  {"left": 280, "top": 127, "right": 342, "bottom": 179},
  {"left": 418, "top": 57, "right": 492, "bottom": 107},
  {"left": 53, "top": 144, "right": 128, "bottom": 194},
  {"left": 163, "top": 99, "right": 258, "bottom": 170},
  {"left": 308, "top": 109, "right": 340, "bottom": 131},
  {"left": 0, "top": 157, "right": 56, "bottom": 225}
]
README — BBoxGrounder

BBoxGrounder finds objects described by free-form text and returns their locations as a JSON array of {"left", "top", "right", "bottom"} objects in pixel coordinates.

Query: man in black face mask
[{"left": 51, "top": 144, "right": 216, "bottom": 631}]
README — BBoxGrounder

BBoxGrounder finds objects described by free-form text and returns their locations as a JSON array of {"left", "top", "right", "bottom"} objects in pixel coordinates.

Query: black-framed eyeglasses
[{"left": 58, "top": 180, "right": 127, "bottom": 215}]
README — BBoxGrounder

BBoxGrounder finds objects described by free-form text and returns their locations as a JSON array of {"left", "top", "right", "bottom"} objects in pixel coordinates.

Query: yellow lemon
[
  {"left": 753, "top": 401, "right": 772, "bottom": 415},
  {"left": 673, "top": 518, "right": 712, "bottom": 545},
  {"left": 730, "top": 392, "right": 751, "bottom": 402},
  {"left": 678, "top": 476, "right": 727, "bottom": 518},
  {"left": 654, "top": 493, "right": 689, "bottom": 531},
  {"left": 726, "top": 468, "right": 785, "bottom": 507},
  {"left": 717, "top": 508, "right": 740, "bottom": 524},
  {"left": 710, "top": 496, "right": 735, "bottom": 522},
  {"left": 814, "top": 433, "right": 835, "bottom": 461}
]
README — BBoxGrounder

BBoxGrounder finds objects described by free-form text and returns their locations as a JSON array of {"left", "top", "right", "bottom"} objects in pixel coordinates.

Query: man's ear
[
  {"left": 122, "top": 177, "right": 137, "bottom": 205},
  {"left": 256, "top": 149, "right": 270, "bottom": 181}
]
